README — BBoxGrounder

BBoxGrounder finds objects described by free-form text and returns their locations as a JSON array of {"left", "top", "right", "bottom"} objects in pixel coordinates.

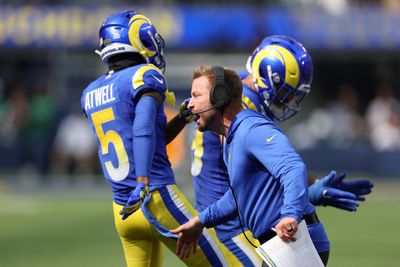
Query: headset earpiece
[{"left": 210, "top": 66, "right": 231, "bottom": 111}]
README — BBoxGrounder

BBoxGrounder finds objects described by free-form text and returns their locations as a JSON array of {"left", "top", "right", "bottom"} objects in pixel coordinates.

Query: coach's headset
[{"left": 210, "top": 66, "right": 231, "bottom": 112}]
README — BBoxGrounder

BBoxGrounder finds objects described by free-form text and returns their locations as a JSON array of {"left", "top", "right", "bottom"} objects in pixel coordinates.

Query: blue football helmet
[
  {"left": 246, "top": 35, "right": 313, "bottom": 121},
  {"left": 96, "top": 10, "right": 166, "bottom": 72}
]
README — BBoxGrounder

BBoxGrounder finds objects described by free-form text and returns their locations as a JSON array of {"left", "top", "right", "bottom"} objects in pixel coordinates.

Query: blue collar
[{"left": 226, "top": 109, "right": 264, "bottom": 144}]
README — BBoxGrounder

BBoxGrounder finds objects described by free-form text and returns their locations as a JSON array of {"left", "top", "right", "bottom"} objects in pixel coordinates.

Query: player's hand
[
  {"left": 329, "top": 172, "right": 374, "bottom": 197},
  {"left": 274, "top": 217, "right": 298, "bottom": 242},
  {"left": 309, "top": 170, "right": 360, "bottom": 211},
  {"left": 170, "top": 216, "right": 204, "bottom": 259},
  {"left": 120, "top": 182, "right": 149, "bottom": 220},
  {"left": 178, "top": 98, "right": 198, "bottom": 124}
]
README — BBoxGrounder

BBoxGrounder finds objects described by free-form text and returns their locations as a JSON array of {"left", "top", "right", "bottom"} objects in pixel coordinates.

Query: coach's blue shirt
[
  {"left": 199, "top": 109, "right": 315, "bottom": 239},
  {"left": 81, "top": 64, "right": 175, "bottom": 205}
]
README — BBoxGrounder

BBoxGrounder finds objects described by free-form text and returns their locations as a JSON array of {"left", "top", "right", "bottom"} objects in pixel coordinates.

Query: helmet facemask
[{"left": 265, "top": 81, "right": 310, "bottom": 121}]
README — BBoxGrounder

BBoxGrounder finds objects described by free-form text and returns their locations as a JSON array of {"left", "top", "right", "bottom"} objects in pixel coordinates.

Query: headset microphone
[
  {"left": 181, "top": 97, "right": 228, "bottom": 117},
  {"left": 181, "top": 105, "right": 216, "bottom": 117}
]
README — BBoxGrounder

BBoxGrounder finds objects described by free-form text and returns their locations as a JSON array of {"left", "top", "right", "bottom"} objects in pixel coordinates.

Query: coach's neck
[{"left": 221, "top": 104, "right": 243, "bottom": 137}]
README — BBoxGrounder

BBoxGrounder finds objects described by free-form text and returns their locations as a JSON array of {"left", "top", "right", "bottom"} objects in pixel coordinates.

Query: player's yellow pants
[
  {"left": 113, "top": 184, "right": 241, "bottom": 267},
  {"left": 219, "top": 230, "right": 262, "bottom": 267}
]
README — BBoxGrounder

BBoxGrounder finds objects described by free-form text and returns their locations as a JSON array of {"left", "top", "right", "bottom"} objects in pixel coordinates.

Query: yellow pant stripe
[{"left": 232, "top": 230, "right": 262, "bottom": 266}]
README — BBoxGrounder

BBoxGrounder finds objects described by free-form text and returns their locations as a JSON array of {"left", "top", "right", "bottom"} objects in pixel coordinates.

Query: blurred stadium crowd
[
  {"left": 0, "top": 0, "right": 400, "bottom": 180},
  {"left": 289, "top": 83, "right": 400, "bottom": 151}
]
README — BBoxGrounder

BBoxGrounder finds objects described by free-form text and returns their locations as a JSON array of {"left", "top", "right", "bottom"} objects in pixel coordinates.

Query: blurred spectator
[
  {"left": 20, "top": 82, "right": 58, "bottom": 177},
  {"left": 0, "top": 85, "right": 29, "bottom": 145},
  {"left": 0, "top": 85, "right": 31, "bottom": 170},
  {"left": 366, "top": 84, "right": 400, "bottom": 151},
  {"left": 382, "top": 0, "right": 400, "bottom": 12},
  {"left": 53, "top": 106, "right": 97, "bottom": 176},
  {"left": 317, "top": 0, "right": 350, "bottom": 15},
  {"left": 289, "top": 84, "right": 366, "bottom": 149}
]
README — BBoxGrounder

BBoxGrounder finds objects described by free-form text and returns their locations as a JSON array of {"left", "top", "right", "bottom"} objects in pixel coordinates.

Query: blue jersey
[
  {"left": 191, "top": 80, "right": 269, "bottom": 241},
  {"left": 199, "top": 109, "right": 315, "bottom": 239},
  {"left": 81, "top": 64, "right": 175, "bottom": 205}
]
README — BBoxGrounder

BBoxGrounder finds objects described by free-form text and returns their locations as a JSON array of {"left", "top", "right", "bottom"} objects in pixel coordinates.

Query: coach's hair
[{"left": 193, "top": 66, "right": 243, "bottom": 108}]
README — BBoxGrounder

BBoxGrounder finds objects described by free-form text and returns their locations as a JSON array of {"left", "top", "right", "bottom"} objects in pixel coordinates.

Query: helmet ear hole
[{"left": 141, "top": 39, "right": 151, "bottom": 48}]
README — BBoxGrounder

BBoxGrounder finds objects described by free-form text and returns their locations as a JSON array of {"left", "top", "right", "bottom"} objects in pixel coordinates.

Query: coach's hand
[
  {"left": 178, "top": 98, "right": 198, "bottom": 124},
  {"left": 275, "top": 217, "right": 298, "bottom": 242},
  {"left": 170, "top": 216, "right": 204, "bottom": 259},
  {"left": 309, "top": 170, "right": 361, "bottom": 211},
  {"left": 120, "top": 182, "right": 149, "bottom": 220}
]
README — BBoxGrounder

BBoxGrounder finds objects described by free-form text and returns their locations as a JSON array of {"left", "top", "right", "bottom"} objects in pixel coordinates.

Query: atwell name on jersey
[{"left": 84, "top": 83, "right": 116, "bottom": 111}]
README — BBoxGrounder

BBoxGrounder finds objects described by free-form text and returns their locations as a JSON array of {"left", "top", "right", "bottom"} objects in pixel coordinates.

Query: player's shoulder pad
[
  {"left": 241, "top": 86, "right": 261, "bottom": 112},
  {"left": 131, "top": 64, "right": 167, "bottom": 95},
  {"left": 242, "top": 94, "right": 258, "bottom": 112}
]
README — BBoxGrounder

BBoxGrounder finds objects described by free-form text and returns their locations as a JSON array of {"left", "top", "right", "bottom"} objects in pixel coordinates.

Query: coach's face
[{"left": 188, "top": 76, "right": 221, "bottom": 132}]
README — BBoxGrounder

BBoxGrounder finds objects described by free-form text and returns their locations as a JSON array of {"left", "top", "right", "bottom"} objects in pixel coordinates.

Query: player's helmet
[
  {"left": 96, "top": 10, "right": 166, "bottom": 72},
  {"left": 246, "top": 35, "right": 313, "bottom": 121}
]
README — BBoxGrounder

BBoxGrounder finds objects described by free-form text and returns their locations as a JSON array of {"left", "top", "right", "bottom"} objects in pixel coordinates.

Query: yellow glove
[{"left": 178, "top": 98, "right": 198, "bottom": 124}]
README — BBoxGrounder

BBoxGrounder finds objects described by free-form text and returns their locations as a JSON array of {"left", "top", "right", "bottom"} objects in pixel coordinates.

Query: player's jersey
[
  {"left": 190, "top": 72, "right": 269, "bottom": 241},
  {"left": 81, "top": 64, "right": 175, "bottom": 205}
]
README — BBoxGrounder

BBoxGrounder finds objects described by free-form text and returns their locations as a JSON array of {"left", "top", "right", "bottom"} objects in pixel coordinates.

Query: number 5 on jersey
[{"left": 91, "top": 107, "right": 130, "bottom": 181}]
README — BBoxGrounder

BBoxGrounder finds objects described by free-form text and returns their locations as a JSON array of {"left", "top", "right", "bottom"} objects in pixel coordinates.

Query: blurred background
[{"left": 0, "top": 0, "right": 399, "bottom": 266}]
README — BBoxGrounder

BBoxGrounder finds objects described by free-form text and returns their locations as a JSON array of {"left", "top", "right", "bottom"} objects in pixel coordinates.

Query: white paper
[{"left": 255, "top": 220, "right": 324, "bottom": 267}]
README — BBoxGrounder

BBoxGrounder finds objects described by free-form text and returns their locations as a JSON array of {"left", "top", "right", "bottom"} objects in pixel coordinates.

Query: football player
[{"left": 81, "top": 10, "right": 239, "bottom": 267}]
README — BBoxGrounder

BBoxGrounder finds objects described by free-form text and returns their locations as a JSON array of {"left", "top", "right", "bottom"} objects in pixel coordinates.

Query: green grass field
[{"left": 0, "top": 179, "right": 399, "bottom": 267}]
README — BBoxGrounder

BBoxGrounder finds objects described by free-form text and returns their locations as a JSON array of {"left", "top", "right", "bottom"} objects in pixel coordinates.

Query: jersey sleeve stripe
[{"left": 131, "top": 64, "right": 163, "bottom": 90}]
